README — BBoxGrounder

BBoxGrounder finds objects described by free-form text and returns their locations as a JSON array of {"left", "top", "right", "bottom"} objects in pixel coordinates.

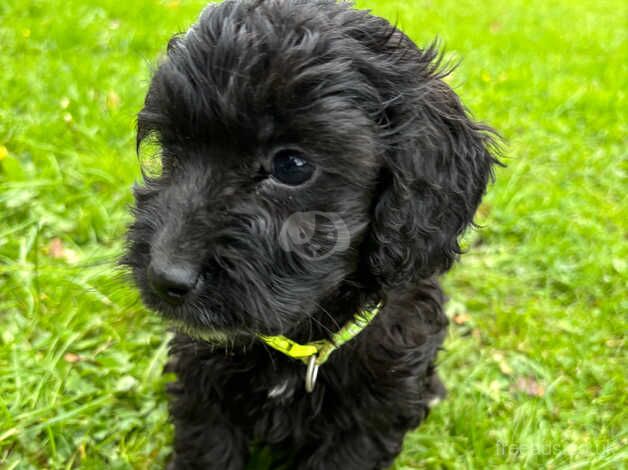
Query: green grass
[{"left": 0, "top": 0, "right": 626, "bottom": 468}]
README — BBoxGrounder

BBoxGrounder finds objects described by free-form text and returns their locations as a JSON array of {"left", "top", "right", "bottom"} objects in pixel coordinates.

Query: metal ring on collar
[{"left": 305, "top": 355, "right": 319, "bottom": 393}]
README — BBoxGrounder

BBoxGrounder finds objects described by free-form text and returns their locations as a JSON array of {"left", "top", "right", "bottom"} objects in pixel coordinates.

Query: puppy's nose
[{"left": 147, "top": 260, "right": 199, "bottom": 304}]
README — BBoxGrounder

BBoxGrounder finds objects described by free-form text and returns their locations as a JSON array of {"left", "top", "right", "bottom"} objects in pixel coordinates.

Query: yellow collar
[
  {"left": 181, "top": 302, "right": 383, "bottom": 393},
  {"left": 258, "top": 301, "right": 382, "bottom": 366}
]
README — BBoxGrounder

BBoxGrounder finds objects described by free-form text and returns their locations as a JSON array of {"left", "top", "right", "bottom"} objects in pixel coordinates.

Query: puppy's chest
[{"left": 264, "top": 375, "right": 298, "bottom": 404}]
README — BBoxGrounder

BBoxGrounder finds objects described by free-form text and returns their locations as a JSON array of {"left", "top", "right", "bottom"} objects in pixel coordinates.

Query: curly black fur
[{"left": 123, "top": 0, "right": 499, "bottom": 468}]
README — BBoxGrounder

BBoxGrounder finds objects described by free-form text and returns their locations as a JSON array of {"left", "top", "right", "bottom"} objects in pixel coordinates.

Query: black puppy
[{"left": 124, "top": 0, "right": 498, "bottom": 468}]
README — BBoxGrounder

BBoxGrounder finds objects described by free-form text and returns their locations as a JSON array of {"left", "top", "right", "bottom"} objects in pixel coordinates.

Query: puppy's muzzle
[{"left": 147, "top": 259, "right": 200, "bottom": 305}]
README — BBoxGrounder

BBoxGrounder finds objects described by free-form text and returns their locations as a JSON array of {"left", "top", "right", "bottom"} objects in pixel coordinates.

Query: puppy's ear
[{"left": 365, "top": 43, "right": 500, "bottom": 288}]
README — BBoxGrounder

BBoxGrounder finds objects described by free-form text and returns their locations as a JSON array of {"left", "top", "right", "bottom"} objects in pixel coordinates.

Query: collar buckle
[{"left": 258, "top": 301, "right": 384, "bottom": 393}]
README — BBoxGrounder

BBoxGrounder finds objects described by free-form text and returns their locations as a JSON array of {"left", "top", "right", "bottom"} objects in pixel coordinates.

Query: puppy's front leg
[
  {"left": 300, "top": 427, "right": 408, "bottom": 470},
  {"left": 166, "top": 381, "right": 249, "bottom": 470}
]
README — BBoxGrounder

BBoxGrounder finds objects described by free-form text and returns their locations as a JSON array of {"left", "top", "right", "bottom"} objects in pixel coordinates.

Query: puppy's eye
[
  {"left": 271, "top": 150, "right": 315, "bottom": 186},
  {"left": 138, "top": 136, "right": 164, "bottom": 179}
]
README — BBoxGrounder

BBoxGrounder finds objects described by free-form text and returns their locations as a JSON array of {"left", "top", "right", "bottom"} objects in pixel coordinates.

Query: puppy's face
[
  {"left": 126, "top": 1, "right": 381, "bottom": 335},
  {"left": 124, "top": 0, "right": 497, "bottom": 336}
]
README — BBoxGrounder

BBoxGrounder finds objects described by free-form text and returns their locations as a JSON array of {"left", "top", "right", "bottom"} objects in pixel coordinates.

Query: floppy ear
[{"left": 364, "top": 43, "right": 500, "bottom": 288}]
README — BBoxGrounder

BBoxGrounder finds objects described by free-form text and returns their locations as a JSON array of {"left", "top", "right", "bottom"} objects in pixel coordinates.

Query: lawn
[{"left": 0, "top": 0, "right": 626, "bottom": 468}]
